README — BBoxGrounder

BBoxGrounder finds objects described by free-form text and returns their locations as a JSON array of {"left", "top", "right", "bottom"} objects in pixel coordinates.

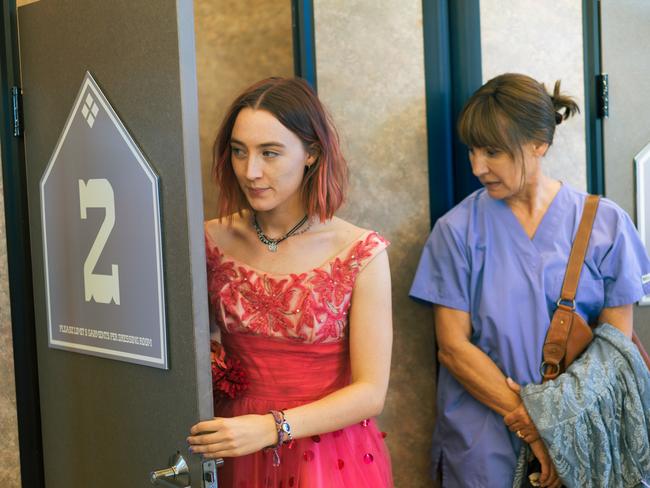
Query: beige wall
[
  {"left": 0, "top": 150, "right": 21, "bottom": 487},
  {"left": 480, "top": 0, "right": 587, "bottom": 191},
  {"left": 194, "top": 0, "right": 294, "bottom": 220},
  {"left": 314, "top": 2, "right": 435, "bottom": 487}
]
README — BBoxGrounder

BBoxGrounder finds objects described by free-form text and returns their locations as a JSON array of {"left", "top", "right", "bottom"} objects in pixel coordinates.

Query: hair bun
[{"left": 550, "top": 80, "right": 580, "bottom": 124}]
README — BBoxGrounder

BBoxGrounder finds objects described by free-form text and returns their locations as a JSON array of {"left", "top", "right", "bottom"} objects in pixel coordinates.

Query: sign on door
[{"left": 40, "top": 72, "right": 168, "bottom": 368}]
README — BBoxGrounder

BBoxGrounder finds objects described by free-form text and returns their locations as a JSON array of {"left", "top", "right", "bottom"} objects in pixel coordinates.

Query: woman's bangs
[{"left": 459, "top": 99, "right": 514, "bottom": 155}]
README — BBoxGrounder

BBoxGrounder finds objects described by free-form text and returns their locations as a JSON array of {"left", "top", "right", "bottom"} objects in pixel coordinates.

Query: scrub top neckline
[{"left": 494, "top": 182, "right": 566, "bottom": 249}]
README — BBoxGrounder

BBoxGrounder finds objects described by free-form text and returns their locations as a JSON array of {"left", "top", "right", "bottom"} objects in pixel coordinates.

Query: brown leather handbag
[{"left": 541, "top": 194, "right": 650, "bottom": 382}]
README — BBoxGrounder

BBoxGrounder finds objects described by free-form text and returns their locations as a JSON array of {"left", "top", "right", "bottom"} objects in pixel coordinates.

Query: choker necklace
[{"left": 252, "top": 214, "right": 311, "bottom": 252}]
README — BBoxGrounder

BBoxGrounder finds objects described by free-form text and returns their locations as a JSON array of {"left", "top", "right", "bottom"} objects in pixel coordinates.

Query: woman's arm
[
  {"left": 598, "top": 304, "right": 633, "bottom": 337},
  {"left": 282, "top": 249, "right": 393, "bottom": 435},
  {"left": 437, "top": 305, "right": 560, "bottom": 487},
  {"left": 435, "top": 305, "right": 520, "bottom": 416},
  {"left": 188, "top": 250, "right": 393, "bottom": 457},
  {"left": 437, "top": 303, "right": 634, "bottom": 415}
]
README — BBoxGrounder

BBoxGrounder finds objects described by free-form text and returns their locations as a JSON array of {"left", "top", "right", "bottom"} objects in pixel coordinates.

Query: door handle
[
  {"left": 150, "top": 453, "right": 225, "bottom": 487},
  {"left": 150, "top": 453, "right": 189, "bottom": 486}
]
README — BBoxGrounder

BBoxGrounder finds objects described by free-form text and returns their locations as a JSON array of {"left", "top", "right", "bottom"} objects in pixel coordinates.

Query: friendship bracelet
[{"left": 266, "top": 410, "right": 293, "bottom": 467}]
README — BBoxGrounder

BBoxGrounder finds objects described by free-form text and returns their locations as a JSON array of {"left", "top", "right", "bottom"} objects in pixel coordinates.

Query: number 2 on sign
[{"left": 79, "top": 178, "right": 120, "bottom": 305}]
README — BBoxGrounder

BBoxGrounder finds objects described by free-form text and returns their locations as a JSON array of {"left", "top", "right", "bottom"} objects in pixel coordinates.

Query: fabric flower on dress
[{"left": 210, "top": 340, "right": 248, "bottom": 399}]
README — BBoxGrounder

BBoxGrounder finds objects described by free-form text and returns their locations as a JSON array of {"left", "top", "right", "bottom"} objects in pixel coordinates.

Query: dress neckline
[{"left": 205, "top": 229, "right": 376, "bottom": 278}]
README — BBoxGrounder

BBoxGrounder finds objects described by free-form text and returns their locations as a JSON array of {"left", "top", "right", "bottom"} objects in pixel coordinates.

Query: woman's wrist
[{"left": 262, "top": 413, "right": 279, "bottom": 447}]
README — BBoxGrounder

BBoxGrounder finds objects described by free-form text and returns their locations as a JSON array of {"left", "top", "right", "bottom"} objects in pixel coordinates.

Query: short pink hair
[{"left": 212, "top": 77, "right": 348, "bottom": 222}]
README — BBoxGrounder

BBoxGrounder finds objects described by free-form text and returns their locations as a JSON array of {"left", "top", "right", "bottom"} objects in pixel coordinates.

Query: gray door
[
  {"left": 18, "top": 1, "right": 212, "bottom": 487},
  {"left": 600, "top": 0, "right": 650, "bottom": 347}
]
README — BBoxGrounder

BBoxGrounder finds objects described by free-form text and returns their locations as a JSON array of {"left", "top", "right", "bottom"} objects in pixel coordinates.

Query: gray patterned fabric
[{"left": 512, "top": 324, "right": 650, "bottom": 488}]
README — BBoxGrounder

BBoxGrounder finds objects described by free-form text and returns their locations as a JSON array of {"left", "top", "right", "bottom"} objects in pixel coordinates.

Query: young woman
[
  {"left": 410, "top": 73, "right": 650, "bottom": 487},
  {"left": 188, "top": 77, "right": 393, "bottom": 487}
]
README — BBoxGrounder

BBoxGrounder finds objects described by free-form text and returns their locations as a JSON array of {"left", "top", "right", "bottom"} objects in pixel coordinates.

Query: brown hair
[
  {"left": 212, "top": 77, "right": 348, "bottom": 222},
  {"left": 458, "top": 73, "right": 580, "bottom": 162}
]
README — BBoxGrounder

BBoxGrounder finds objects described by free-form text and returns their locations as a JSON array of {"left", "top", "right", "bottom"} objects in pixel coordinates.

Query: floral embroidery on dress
[
  {"left": 205, "top": 231, "right": 389, "bottom": 344},
  {"left": 205, "top": 236, "right": 237, "bottom": 309},
  {"left": 235, "top": 269, "right": 307, "bottom": 337}
]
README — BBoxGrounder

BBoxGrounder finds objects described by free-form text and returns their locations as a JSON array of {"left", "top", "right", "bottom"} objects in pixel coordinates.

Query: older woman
[{"left": 410, "top": 73, "right": 650, "bottom": 488}]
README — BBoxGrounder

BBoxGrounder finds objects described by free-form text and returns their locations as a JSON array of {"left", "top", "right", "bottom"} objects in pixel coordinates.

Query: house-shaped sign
[{"left": 40, "top": 71, "right": 167, "bottom": 369}]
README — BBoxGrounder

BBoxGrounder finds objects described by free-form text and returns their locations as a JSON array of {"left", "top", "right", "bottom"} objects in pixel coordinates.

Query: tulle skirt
[{"left": 216, "top": 332, "right": 393, "bottom": 488}]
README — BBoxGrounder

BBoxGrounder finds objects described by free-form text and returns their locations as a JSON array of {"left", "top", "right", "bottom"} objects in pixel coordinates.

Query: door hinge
[
  {"left": 11, "top": 86, "right": 23, "bottom": 137},
  {"left": 596, "top": 74, "right": 609, "bottom": 119}
]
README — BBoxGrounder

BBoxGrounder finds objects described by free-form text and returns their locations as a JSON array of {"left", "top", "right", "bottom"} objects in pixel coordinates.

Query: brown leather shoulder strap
[
  {"left": 559, "top": 194, "right": 601, "bottom": 304},
  {"left": 542, "top": 194, "right": 601, "bottom": 381}
]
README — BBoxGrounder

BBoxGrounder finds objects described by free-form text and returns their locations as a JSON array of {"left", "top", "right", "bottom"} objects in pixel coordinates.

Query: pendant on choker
[{"left": 252, "top": 214, "right": 311, "bottom": 252}]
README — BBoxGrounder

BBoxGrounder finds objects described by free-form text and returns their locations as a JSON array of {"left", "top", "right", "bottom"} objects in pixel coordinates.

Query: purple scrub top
[{"left": 410, "top": 184, "right": 650, "bottom": 488}]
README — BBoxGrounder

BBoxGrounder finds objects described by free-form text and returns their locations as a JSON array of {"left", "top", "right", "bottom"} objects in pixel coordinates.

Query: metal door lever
[{"left": 151, "top": 453, "right": 189, "bottom": 485}]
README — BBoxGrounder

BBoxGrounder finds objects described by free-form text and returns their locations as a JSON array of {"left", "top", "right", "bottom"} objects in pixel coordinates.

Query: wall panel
[
  {"left": 314, "top": 2, "right": 435, "bottom": 486},
  {"left": 480, "top": 0, "right": 587, "bottom": 190},
  {"left": 194, "top": 0, "right": 294, "bottom": 219},
  {"left": 0, "top": 151, "right": 21, "bottom": 488}
]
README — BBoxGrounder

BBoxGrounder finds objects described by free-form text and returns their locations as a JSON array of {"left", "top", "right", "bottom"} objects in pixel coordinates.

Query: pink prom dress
[{"left": 205, "top": 229, "right": 393, "bottom": 488}]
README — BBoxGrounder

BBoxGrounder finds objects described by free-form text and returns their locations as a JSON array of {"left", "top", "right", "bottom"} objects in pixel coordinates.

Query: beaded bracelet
[{"left": 266, "top": 410, "right": 293, "bottom": 467}]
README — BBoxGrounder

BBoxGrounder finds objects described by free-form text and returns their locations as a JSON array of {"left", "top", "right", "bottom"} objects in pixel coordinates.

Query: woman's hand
[
  {"left": 529, "top": 439, "right": 562, "bottom": 488},
  {"left": 507, "top": 380, "right": 561, "bottom": 487},
  {"left": 503, "top": 378, "right": 540, "bottom": 444},
  {"left": 187, "top": 414, "right": 277, "bottom": 458}
]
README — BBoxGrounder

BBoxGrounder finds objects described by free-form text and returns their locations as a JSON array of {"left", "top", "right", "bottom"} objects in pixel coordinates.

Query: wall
[
  {"left": 314, "top": 2, "right": 435, "bottom": 487},
  {"left": 0, "top": 148, "right": 21, "bottom": 487},
  {"left": 194, "top": 0, "right": 294, "bottom": 220},
  {"left": 480, "top": 0, "right": 587, "bottom": 190}
]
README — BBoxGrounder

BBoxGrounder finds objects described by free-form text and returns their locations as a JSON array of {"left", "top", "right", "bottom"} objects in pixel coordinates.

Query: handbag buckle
[
  {"left": 540, "top": 360, "right": 560, "bottom": 379},
  {"left": 556, "top": 298, "right": 576, "bottom": 311}
]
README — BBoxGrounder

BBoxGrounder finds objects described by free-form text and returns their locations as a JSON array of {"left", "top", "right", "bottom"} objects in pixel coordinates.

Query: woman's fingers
[
  {"left": 504, "top": 404, "right": 543, "bottom": 445},
  {"left": 541, "top": 468, "right": 555, "bottom": 487},
  {"left": 187, "top": 418, "right": 232, "bottom": 454},
  {"left": 189, "top": 440, "right": 229, "bottom": 455},
  {"left": 504, "top": 404, "right": 533, "bottom": 429},
  {"left": 523, "top": 431, "right": 539, "bottom": 443},
  {"left": 189, "top": 417, "right": 223, "bottom": 436},
  {"left": 529, "top": 440, "right": 550, "bottom": 484},
  {"left": 542, "top": 465, "right": 561, "bottom": 488},
  {"left": 187, "top": 431, "right": 223, "bottom": 446},
  {"left": 506, "top": 377, "right": 522, "bottom": 394},
  {"left": 506, "top": 416, "right": 537, "bottom": 438},
  {"left": 538, "top": 456, "right": 549, "bottom": 484}
]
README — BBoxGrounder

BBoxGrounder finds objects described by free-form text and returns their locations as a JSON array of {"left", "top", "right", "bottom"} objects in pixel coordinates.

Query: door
[
  {"left": 600, "top": 0, "right": 650, "bottom": 347},
  {"left": 17, "top": 1, "right": 212, "bottom": 487}
]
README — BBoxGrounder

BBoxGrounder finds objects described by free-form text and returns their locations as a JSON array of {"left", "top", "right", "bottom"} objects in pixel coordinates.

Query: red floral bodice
[{"left": 205, "top": 230, "right": 389, "bottom": 344}]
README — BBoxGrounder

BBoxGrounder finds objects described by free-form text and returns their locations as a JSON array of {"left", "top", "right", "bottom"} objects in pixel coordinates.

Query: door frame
[
  {"left": 582, "top": 0, "right": 605, "bottom": 196},
  {"left": 0, "top": 1, "right": 45, "bottom": 487},
  {"left": 292, "top": 0, "right": 317, "bottom": 90},
  {"left": 422, "top": 0, "right": 483, "bottom": 227}
]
